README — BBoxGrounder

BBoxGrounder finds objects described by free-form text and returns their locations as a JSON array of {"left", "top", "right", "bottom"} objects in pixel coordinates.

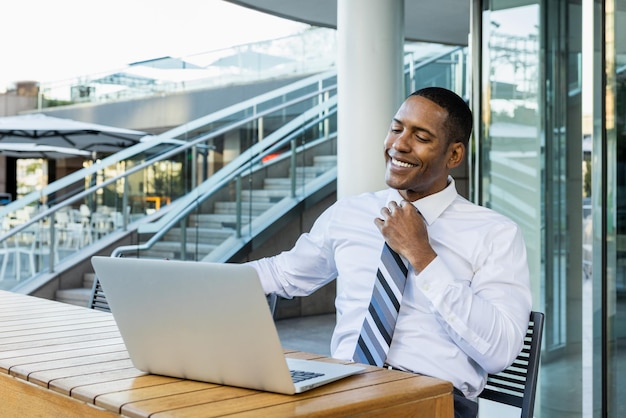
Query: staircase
[
  {"left": 52, "top": 150, "right": 335, "bottom": 307},
  {"left": 142, "top": 155, "right": 336, "bottom": 261}
]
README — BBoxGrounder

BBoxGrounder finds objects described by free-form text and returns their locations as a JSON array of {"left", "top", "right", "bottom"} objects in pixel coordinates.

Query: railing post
[
  {"left": 290, "top": 139, "right": 297, "bottom": 198},
  {"left": 49, "top": 212, "right": 56, "bottom": 273},
  {"left": 258, "top": 116, "right": 264, "bottom": 142},
  {"left": 122, "top": 177, "right": 129, "bottom": 231},
  {"left": 323, "top": 91, "right": 330, "bottom": 138},
  {"left": 180, "top": 217, "right": 187, "bottom": 261},
  {"left": 408, "top": 52, "right": 416, "bottom": 93},
  {"left": 235, "top": 176, "right": 242, "bottom": 238},
  {"left": 191, "top": 146, "right": 198, "bottom": 190}
]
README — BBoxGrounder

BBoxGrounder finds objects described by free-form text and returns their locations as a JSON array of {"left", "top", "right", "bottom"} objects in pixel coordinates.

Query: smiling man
[{"left": 248, "top": 87, "right": 532, "bottom": 418}]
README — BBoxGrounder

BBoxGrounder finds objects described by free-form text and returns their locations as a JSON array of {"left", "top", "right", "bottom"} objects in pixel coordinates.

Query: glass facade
[
  {"left": 603, "top": 2, "right": 626, "bottom": 416},
  {"left": 476, "top": 0, "right": 625, "bottom": 416}
]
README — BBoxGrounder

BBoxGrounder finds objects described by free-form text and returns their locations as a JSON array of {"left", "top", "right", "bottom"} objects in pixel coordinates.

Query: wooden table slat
[
  {"left": 68, "top": 372, "right": 175, "bottom": 401},
  {"left": 0, "top": 315, "right": 116, "bottom": 333},
  {"left": 15, "top": 355, "right": 135, "bottom": 383},
  {"left": 0, "top": 337, "right": 125, "bottom": 360},
  {"left": 121, "top": 385, "right": 259, "bottom": 418},
  {"left": 0, "top": 318, "right": 118, "bottom": 339},
  {"left": 0, "top": 328, "right": 121, "bottom": 350}
]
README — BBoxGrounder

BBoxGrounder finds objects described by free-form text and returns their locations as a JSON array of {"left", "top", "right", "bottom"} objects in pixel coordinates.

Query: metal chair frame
[
  {"left": 88, "top": 275, "right": 111, "bottom": 312},
  {"left": 479, "top": 311, "right": 545, "bottom": 418}
]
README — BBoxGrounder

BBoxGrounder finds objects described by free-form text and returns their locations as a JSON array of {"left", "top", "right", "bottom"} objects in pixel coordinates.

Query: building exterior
[
  {"left": 1, "top": 0, "right": 623, "bottom": 416},
  {"left": 476, "top": 1, "right": 616, "bottom": 417}
]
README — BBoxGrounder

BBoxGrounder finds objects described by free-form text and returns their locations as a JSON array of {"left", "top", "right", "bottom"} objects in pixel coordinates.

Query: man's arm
[
  {"left": 414, "top": 224, "right": 531, "bottom": 373},
  {"left": 377, "top": 200, "right": 531, "bottom": 373},
  {"left": 247, "top": 207, "right": 338, "bottom": 298}
]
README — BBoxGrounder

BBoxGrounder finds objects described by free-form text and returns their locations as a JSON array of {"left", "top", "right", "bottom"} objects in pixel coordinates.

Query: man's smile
[{"left": 390, "top": 157, "right": 417, "bottom": 168}]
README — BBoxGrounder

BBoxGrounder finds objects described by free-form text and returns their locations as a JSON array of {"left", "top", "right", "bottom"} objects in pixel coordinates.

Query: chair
[
  {"left": 55, "top": 210, "right": 83, "bottom": 250},
  {"left": 14, "top": 228, "right": 60, "bottom": 278},
  {"left": 88, "top": 276, "right": 111, "bottom": 312},
  {"left": 0, "top": 240, "right": 15, "bottom": 281},
  {"left": 478, "top": 311, "right": 545, "bottom": 418}
]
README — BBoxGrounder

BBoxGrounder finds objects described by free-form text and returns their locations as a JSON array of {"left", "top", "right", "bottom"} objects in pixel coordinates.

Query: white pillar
[{"left": 337, "top": 0, "right": 405, "bottom": 198}]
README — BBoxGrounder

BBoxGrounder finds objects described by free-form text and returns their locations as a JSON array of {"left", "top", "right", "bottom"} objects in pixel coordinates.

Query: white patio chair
[{"left": 14, "top": 228, "right": 59, "bottom": 279}]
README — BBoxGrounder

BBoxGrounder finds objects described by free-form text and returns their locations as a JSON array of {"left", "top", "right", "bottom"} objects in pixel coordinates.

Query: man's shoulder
[{"left": 452, "top": 195, "right": 520, "bottom": 226}]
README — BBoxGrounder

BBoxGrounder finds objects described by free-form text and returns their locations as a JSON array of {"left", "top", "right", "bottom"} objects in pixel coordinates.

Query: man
[{"left": 248, "top": 87, "right": 532, "bottom": 418}]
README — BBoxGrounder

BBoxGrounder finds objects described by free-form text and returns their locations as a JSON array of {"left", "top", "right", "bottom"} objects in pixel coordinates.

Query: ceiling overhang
[{"left": 226, "top": 0, "right": 470, "bottom": 46}]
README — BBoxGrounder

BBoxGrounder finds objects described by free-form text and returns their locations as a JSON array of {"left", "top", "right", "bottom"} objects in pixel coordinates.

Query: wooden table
[{"left": 0, "top": 290, "right": 453, "bottom": 417}]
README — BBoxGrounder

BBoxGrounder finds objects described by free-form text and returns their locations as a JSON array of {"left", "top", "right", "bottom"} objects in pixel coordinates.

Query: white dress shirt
[{"left": 248, "top": 177, "right": 532, "bottom": 399}]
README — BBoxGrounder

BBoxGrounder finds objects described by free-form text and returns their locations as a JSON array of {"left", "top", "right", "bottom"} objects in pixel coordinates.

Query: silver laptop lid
[{"left": 91, "top": 256, "right": 298, "bottom": 394}]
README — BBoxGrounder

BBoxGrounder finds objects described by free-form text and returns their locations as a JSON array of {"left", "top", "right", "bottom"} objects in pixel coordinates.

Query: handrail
[
  {"left": 0, "top": 77, "right": 338, "bottom": 285},
  {"left": 0, "top": 85, "right": 337, "bottom": 244},
  {"left": 136, "top": 96, "right": 337, "bottom": 235},
  {"left": 0, "top": 69, "right": 337, "bottom": 220},
  {"left": 112, "top": 103, "right": 337, "bottom": 257}
]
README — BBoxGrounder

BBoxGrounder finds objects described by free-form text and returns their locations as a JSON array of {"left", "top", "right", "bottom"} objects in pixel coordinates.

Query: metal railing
[
  {"left": 112, "top": 97, "right": 337, "bottom": 261},
  {"left": 0, "top": 71, "right": 338, "bottom": 289}
]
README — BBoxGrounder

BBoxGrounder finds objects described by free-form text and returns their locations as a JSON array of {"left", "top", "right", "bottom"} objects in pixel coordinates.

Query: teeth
[{"left": 392, "top": 158, "right": 416, "bottom": 168}]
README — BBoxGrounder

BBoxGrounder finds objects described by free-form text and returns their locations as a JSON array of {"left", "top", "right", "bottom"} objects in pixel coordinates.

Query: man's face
[{"left": 383, "top": 95, "right": 464, "bottom": 201}]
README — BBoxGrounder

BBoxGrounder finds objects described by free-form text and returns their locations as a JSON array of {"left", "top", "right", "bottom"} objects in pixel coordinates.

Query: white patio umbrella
[
  {"left": 0, "top": 143, "right": 91, "bottom": 159},
  {"left": 0, "top": 114, "right": 148, "bottom": 153}
]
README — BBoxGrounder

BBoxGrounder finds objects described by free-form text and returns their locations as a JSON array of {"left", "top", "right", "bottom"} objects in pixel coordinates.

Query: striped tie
[{"left": 353, "top": 243, "right": 408, "bottom": 366}]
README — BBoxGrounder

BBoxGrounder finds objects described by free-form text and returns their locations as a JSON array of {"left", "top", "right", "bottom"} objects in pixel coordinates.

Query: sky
[{"left": 0, "top": 0, "right": 309, "bottom": 92}]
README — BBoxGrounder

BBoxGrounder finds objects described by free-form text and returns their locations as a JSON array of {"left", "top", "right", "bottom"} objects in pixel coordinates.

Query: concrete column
[{"left": 337, "top": 0, "right": 405, "bottom": 198}]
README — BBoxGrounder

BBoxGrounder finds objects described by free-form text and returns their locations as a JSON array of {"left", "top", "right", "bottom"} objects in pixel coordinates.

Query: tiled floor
[{"left": 275, "top": 313, "right": 334, "bottom": 357}]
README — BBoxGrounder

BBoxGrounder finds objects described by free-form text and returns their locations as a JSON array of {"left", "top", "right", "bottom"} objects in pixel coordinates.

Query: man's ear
[{"left": 447, "top": 142, "right": 465, "bottom": 169}]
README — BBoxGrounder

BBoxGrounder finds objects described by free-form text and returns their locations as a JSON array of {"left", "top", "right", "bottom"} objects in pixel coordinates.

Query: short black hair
[{"left": 410, "top": 87, "right": 472, "bottom": 147}]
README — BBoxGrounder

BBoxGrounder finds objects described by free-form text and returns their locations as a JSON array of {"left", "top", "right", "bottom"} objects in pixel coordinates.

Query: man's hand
[{"left": 374, "top": 200, "right": 437, "bottom": 272}]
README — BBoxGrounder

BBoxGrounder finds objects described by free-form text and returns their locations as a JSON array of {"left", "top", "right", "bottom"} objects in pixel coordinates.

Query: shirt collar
[{"left": 386, "top": 176, "right": 458, "bottom": 226}]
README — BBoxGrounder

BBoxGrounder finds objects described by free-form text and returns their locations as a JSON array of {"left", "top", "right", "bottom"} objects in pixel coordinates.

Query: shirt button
[{"left": 422, "top": 283, "right": 430, "bottom": 291}]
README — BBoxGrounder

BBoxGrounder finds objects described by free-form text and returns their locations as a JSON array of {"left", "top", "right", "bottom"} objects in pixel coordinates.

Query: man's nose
[{"left": 392, "top": 133, "right": 411, "bottom": 151}]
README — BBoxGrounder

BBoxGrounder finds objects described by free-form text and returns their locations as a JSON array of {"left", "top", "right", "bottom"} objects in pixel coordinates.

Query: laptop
[{"left": 90, "top": 256, "right": 364, "bottom": 395}]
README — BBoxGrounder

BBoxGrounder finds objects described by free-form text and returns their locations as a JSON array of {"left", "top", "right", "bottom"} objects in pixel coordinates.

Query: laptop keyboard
[{"left": 290, "top": 369, "right": 325, "bottom": 383}]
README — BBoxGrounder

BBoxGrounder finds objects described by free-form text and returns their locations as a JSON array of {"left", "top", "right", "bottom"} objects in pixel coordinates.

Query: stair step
[
  {"left": 151, "top": 241, "right": 216, "bottom": 253},
  {"left": 240, "top": 189, "right": 290, "bottom": 202},
  {"left": 188, "top": 213, "right": 254, "bottom": 229},
  {"left": 135, "top": 154, "right": 337, "bottom": 263},
  {"left": 294, "top": 166, "right": 328, "bottom": 174},
  {"left": 263, "top": 178, "right": 292, "bottom": 190},
  {"left": 313, "top": 155, "right": 337, "bottom": 165},
  {"left": 213, "top": 201, "right": 274, "bottom": 215},
  {"left": 164, "top": 228, "right": 235, "bottom": 245},
  {"left": 55, "top": 288, "right": 92, "bottom": 308}
]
